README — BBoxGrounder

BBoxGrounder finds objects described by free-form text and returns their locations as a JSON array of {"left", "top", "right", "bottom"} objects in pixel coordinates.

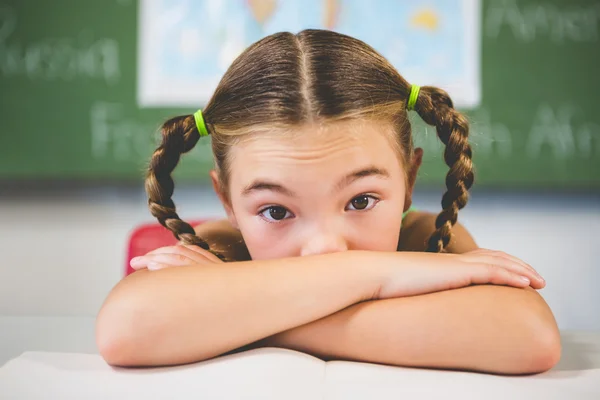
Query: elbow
[
  {"left": 95, "top": 276, "right": 156, "bottom": 367},
  {"left": 521, "top": 323, "right": 562, "bottom": 374},
  {"left": 523, "top": 291, "right": 562, "bottom": 374},
  {"left": 95, "top": 297, "right": 140, "bottom": 367},
  {"left": 484, "top": 287, "right": 562, "bottom": 375},
  {"left": 95, "top": 276, "right": 217, "bottom": 367},
  {"left": 96, "top": 327, "right": 136, "bottom": 367},
  {"left": 481, "top": 319, "right": 561, "bottom": 376},
  {"left": 96, "top": 315, "right": 222, "bottom": 368},
  {"left": 511, "top": 296, "right": 562, "bottom": 375},
  {"left": 96, "top": 330, "right": 128, "bottom": 367},
  {"left": 95, "top": 272, "right": 148, "bottom": 366}
]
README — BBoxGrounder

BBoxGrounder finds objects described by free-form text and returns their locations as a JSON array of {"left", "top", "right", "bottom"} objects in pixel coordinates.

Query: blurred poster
[{"left": 138, "top": 0, "right": 480, "bottom": 108}]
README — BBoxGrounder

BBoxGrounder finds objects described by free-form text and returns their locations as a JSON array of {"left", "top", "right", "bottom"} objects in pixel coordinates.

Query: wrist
[{"left": 339, "top": 250, "right": 389, "bottom": 302}]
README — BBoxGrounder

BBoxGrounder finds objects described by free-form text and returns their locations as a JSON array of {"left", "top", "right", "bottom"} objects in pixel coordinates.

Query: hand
[
  {"left": 377, "top": 248, "right": 545, "bottom": 300},
  {"left": 129, "top": 244, "right": 223, "bottom": 271}
]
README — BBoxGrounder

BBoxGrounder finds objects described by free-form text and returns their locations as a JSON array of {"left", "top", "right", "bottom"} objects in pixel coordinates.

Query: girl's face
[{"left": 213, "top": 120, "right": 418, "bottom": 260}]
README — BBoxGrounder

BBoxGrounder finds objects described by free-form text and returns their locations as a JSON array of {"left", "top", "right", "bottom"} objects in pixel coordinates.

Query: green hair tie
[
  {"left": 193, "top": 109, "right": 209, "bottom": 137},
  {"left": 407, "top": 85, "right": 420, "bottom": 111}
]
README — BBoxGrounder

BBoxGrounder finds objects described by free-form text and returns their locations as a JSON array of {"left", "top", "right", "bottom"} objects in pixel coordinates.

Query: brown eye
[
  {"left": 267, "top": 206, "right": 288, "bottom": 220},
  {"left": 347, "top": 195, "right": 379, "bottom": 211},
  {"left": 259, "top": 205, "right": 292, "bottom": 222},
  {"left": 351, "top": 195, "right": 369, "bottom": 210}
]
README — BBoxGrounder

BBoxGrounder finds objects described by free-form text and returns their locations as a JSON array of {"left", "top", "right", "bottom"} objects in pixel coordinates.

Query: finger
[
  {"left": 469, "top": 265, "right": 532, "bottom": 289},
  {"left": 147, "top": 245, "right": 210, "bottom": 264},
  {"left": 498, "top": 256, "right": 544, "bottom": 288},
  {"left": 146, "top": 245, "right": 184, "bottom": 255},
  {"left": 145, "top": 243, "right": 223, "bottom": 264},
  {"left": 492, "top": 256, "right": 544, "bottom": 289},
  {"left": 130, "top": 256, "right": 149, "bottom": 270},
  {"left": 486, "top": 254, "right": 545, "bottom": 289},
  {"left": 177, "top": 244, "right": 224, "bottom": 263},
  {"left": 499, "top": 251, "right": 546, "bottom": 285},
  {"left": 477, "top": 249, "right": 541, "bottom": 278},
  {"left": 130, "top": 252, "right": 196, "bottom": 270},
  {"left": 148, "top": 261, "right": 171, "bottom": 271},
  {"left": 491, "top": 250, "right": 543, "bottom": 281},
  {"left": 140, "top": 253, "right": 197, "bottom": 268},
  {"left": 468, "top": 254, "right": 544, "bottom": 289}
]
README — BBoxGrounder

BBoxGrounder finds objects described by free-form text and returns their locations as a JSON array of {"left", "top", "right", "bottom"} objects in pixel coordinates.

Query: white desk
[{"left": 1, "top": 330, "right": 599, "bottom": 399}]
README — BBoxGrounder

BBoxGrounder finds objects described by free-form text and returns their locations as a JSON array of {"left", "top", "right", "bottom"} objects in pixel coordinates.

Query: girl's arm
[
  {"left": 255, "top": 213, "right": 560, "bottom": 374},
  {"left": 96, "top": 229, "right": 540, "bottom": 368},
  {"left": 196, "top": 216, "right": 560, "bottom": 374},
  {"left": 257, "top": 284, "right": 559, "bottom": 375},
  {"left": 96, "top": 250, "right": 381, "bottom": 367}
]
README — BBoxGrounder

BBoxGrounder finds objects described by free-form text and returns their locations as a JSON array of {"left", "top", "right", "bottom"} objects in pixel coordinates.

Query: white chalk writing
[
  {"left": 526, "top": 104, "right": 578, "bottom": 159},
  {"left": 577, "top": 122, "right": 600, "bottom": 159},
  {"left": 485, "top": 0, "right": 600, "bottom": 43},
  {"left": 470, "top": 108, "right": 513, "bottom": 158},
  {"left": 525, "top": 103, "right": 599, "bottom": 160},
  {"left": 0, "top": 4, "right": 120, "bottom": 83},
  {"left": 90, "top": 102, "right": 214, "bottom": 163},
  {"left": 414, "top": 105, "right": 598, "bottom": 161}
]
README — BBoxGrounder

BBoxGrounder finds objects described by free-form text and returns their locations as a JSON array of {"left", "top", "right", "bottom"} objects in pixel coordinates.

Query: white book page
[
  {"left": 324, "top": 360, "right": 600, "bottom": 400},
  {"left": 0, "top": 348, "right": 326, "bottom": 400}
]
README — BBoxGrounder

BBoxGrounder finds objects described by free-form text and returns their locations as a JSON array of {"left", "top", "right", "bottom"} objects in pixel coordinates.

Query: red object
[{"left": 124, "top": 219, "right": 207, "bottom": 276}]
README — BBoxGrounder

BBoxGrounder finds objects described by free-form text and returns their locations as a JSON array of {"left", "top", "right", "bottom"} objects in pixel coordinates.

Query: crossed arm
[
  {"left": 250, "top": 285, "right": 558, "bottom": 374},
  {"left": 197, "top": 214, "right": 561, "bottom": 375}
]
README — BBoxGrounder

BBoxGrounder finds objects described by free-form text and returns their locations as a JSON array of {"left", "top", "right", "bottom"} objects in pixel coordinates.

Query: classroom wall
[{"left": 0, "top": 185, "right": 598, "bottom": 365}]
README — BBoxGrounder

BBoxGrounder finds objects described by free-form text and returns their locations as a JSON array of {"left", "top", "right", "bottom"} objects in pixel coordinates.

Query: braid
[
  {"left": 145, "top": 115, "right": 226, "bottom": 261},
  {"left": 413, "top": 86, "right": 475, "bottom": 252}
]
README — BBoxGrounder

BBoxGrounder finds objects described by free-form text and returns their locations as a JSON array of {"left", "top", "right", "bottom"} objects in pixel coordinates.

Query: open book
[{"left": 1, "top": 344, "right": 599, "bottom": 400}]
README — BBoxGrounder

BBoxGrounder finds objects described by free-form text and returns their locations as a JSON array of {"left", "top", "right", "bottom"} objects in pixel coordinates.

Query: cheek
[
  {"left": 235, "top": 216, "right": 295, "bottom": 260},
  {"left": 232, "top": 198, "right": 404, "bottom": 258},
  {"left": 228, "top": 197, "right": 291, "bottom": 260},
  {"left": 348, "top": 206, "right": 402, "bottom": 252}
]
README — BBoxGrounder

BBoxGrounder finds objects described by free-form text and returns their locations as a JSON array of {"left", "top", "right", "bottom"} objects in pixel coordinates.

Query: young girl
[{"left": 96, "top": 29, "right": 560, "bottom": 374}]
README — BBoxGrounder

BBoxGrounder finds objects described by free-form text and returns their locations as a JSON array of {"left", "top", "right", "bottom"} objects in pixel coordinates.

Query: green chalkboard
[{"left": 1, "top": 0, "right": 599, "bottom": 188}]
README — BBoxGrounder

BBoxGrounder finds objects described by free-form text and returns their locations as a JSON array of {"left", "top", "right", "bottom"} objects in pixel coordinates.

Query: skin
[
  {"left": 216, "top": 121, "right": 416, "bottom": 260},
  {"left": 202, "top": 119, "right": 486, "bottom": 259},
  {"left": 202, "top": 120, "right": 559, "bottom": 373},
  {"left": 99, "top": 119, "right": 560, "bottom": 374}
]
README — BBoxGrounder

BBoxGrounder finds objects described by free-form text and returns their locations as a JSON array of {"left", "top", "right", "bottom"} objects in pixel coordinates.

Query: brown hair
[{"left": 145, "top": 29, "right": 474, "bottom": 259}]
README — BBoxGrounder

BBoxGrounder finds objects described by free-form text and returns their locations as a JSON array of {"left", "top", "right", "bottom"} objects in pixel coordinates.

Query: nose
[{"left": 300, "top": 226, "right": 348, "bottom": 257}]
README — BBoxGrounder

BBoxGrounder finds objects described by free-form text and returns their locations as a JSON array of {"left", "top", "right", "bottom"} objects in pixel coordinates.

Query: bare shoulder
[
  {"left": 398, "top": 211, "right": 478, "bottom": 254},
  {"left": 194, "top": 219, "right": 238, "bottom": 236},
  {"left": 194, "top": 219, "right": 251, "bottom": 262}
]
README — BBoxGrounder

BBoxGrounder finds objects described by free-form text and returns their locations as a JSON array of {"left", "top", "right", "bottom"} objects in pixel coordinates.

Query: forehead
[{"left": 228, "top": 120, "right": 405, "bottom": 184}]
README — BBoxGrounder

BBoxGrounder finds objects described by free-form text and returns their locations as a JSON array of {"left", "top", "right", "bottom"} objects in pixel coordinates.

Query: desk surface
[{"left": 1, "top": 331, "right": 600, "bottom": 399}]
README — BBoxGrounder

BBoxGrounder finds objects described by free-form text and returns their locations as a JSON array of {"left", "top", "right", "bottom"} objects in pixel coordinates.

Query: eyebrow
[
  {"left": 242, "top": 181, "right": 297, "bottom": 197},
  {"left": 335, "top": 166, "right": 391, "bottom": 192},
  {"left": 241, "top": 166, "right": 391, "bottom": 197}
]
